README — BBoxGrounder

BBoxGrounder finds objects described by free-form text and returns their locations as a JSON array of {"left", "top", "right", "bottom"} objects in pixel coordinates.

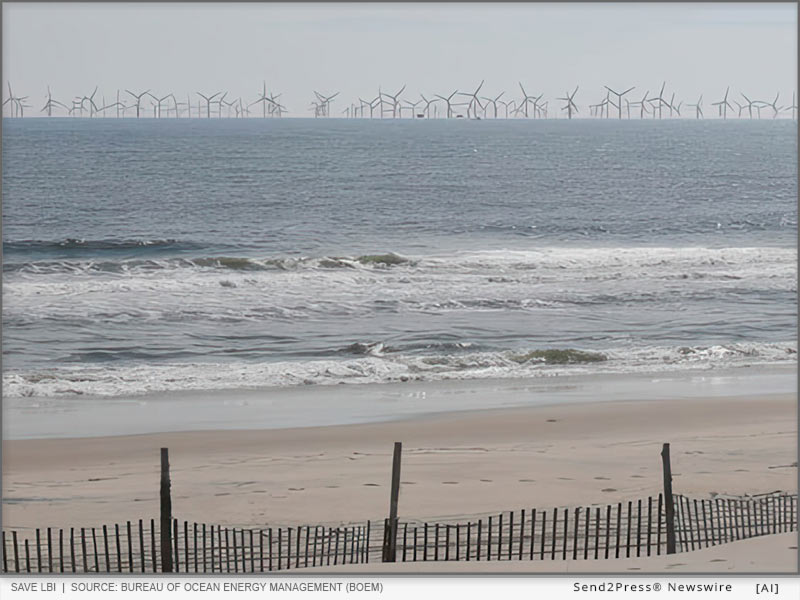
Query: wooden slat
[
  {"left": 519, "top": 510, "right": 526, "bottom": 561},
  {"left": 125, "top": 523, "right": 132, "bottom": 572},
  {"left": 25, "top": 539, "right": 31, "bottom": 573},
  {"left": 102, "top": 525, "right": 110, "bottom": 573},
  {"left": 114, "top": 523, "right": 122, "bottom": 573},
  {"left": 593, "top": 507, "right": 600, "bottom": 560},
  {"left": 636, "top": 499, "right": 642, "bottom": 557},
  {"left": 81, "top": 527, "right": 88, "bottom": 572},
  {"left": 475, "top": 520, "right": 480, "bottom": 561},
  {"left": 572, "top": 507, "right": 580, "bottom": 560},
  {"left": 604, "top": 505, "right": 611, "bottom": 559},
  {"left": 137, "top": 520, "right": 145, "bottom": 573},
  {"left": 540, "top": 510, "right": 546, "bottom": 560},
  {"left": 656, "top": 494, "right": 663, "bottom": 555},
  {"left": 150, "top": 519, "right": 157, "bottom": 573},
  {"left": 13, "top": 531, "right": 19, "bottom": 573},
  {"left": 47, "top": 528, "right": 53, "bottom": 573}
]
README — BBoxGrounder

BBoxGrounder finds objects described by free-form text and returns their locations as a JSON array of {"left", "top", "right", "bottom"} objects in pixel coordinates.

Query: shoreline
[
  {"left": 3, "top": 364, "right": 795, "bottom": 440},
  {"left": 2, "top": 389, "right": 796, "bottom": 532}
]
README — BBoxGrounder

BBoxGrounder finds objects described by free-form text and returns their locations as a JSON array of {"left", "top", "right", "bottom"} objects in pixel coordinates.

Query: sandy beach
[{"left": 3, "top": 385, "right": 795, "bottom": 535}]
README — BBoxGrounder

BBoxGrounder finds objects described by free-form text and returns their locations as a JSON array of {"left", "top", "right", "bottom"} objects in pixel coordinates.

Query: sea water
[{"left": 2, "top": 118, "right": 796, "bottom": 398}]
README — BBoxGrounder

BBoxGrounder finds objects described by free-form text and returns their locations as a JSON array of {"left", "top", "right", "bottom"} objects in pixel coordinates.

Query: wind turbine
[
  {"left": 687, "top": 95, "right": 703, "bottom": 119},
  {"left": 604, "top": 86, "right": 635, "bottom": 119},
  {"left": 740, "top": 93, "right": 755, "bottom": 119},
  {"left": 402, "top": 99, "right": 422, "bottom": 118},
  {"left": 41, "top": 86, "right": 68, "bottom": 116},
  {"left": 711, "top": 86, "right": 733, "bottom": 120},
  {"left": 380, "top": 85, "right": 405, "bottom": 118},
  {"left": 419, "top": 94, "right": 438, "bottom": 119},
  {"left": 458, "top": 80, "right": 484, "bottom": 119},
  {"left": 783, "top": 92, "right": 797, "bottom": 120},
  {"left": 557, "top": 86, "right": 579, "bottom": 119},
  {"left": 627, "top": 91, "right": 649, "bottom": 119},
  {"left": 125, "top": 89, "right": 150, "bottom": 118},
  {"left": 648, "top": 82, "right": 670, "bottom": 119},
  {"left": 480, "top": 91, "right": 505, "bottom": 119},
  {"left": 766, "top": 92, "right": 781, "bottom": 118},
  {"left": 518, "top": 83, "right": 536, "bottom": 118},
  {"left": 434, "top": 90, "right": 459, "bottom": 119},
  {"left": 498, "top": 98, "right": 514, "bottom": 119},
  {"left": 197, "top": 91, "right": 221, "bottom": 118},
  {"left": 147, "top": 92, "right": 174, "bottom": 118}
]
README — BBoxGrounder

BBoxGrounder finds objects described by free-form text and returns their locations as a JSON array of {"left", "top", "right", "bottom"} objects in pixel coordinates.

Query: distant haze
[{"left": 2, "top": 2, "right": 797, "bottom": 116}]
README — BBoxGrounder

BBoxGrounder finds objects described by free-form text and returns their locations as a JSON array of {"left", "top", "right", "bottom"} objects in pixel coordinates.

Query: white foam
[{"left": 4, "top": 341, "right": 796, "bottom": 398}]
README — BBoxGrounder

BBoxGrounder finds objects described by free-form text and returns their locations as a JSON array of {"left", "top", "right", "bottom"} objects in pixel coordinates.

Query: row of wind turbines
[{"left": 3, "top": 81, "right": 797, "bottom": 120}]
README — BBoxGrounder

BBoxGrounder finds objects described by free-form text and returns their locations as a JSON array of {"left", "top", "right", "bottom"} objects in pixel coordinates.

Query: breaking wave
[{"left": 3, "top": 341, "right": 796, "bottom": 398}]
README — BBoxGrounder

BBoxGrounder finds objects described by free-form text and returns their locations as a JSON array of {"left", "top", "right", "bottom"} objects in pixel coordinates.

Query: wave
[
  {"left": 3, "top": 246, "right": 795, "bottom": 276},
  {"left": 3, "top": 252, "right": 414, "bottom": 274},
  {"left": 4, "top": 342, "right": 795, "bottom": 398}
]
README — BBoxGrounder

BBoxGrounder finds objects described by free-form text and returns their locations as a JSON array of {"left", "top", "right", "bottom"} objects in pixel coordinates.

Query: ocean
[{"left": 2, "top": 118, "right": 797, "bottom": 399}]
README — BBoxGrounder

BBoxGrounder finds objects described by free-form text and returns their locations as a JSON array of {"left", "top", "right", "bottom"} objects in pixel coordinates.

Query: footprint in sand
[
  {"left": 546, "top": 419, "right": 558, "bottom": 423},
  {"left": 363, "top": 483, "right": 380, "bottom": 487},
  {"left": 288, "top": 488, "right": 305, "bottom": 491},
  {"left": 558, "top": 477, "right": 574, "bottom": 481},
  {"left": 709, "top": 559, "right": 726, "bottom": 562},
  {"left": 667, "top": 563, "right": 686, "bottom": 568},
  {"left": 519, "top": 479, "right": 535, "bottom": 483},
  {"left": 630, "top": 475, "right": 644, "bottom": 479},
  {"left": 401, "top": 481, "right": 416, "bottom": 485},
  {"left": 325, "top": 485, "right": 339, "bottom": 489},
  {"left": 594, "top": 477, "right": 610, "bottom": 480},
  {"left": 442, "top": 481, "right": 459, "bottom": 485},
  {"left": 480, "top": 479, "right": 492, "bottom": 483},
  {"left": 601, "top": 488, "right": 617, "bottom": 492}
]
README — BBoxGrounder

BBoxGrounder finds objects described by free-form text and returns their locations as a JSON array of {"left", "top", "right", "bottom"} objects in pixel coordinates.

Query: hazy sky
[{"left": 3, "top": 2, "right": 796, "bottom": 116}]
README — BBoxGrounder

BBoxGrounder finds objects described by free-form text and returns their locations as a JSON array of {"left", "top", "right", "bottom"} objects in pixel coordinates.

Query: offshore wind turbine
[
  {"left": 125, "top": 89, "right": 150, "bottom": 118},
  {"left": 147, "top": 93, "right": 174, "bottom": 118},
  {"left": 481, "top": 91, "right": 505, "bottom": 119},
  {"left": 711, "top": 86, "right": 733, "bottom": 119},
  {"left": 649, "top": 82, "right": 669, "bottom": 119},
  {"left": 41, "top": 86, "right": 68, "bottom": 116},
  {"left": 604, "top": 85, "right": 634, "bottom": 119},
  {"left": 628, "top": 91, "right": 649, "bottom": 119},
  {"left": 784, "top": 92, "right": 797, "bottom": 120},
  {"left": 380, "top": 85, "right": 405, "bottom": 118},
  {"left": 517, "top": 83, "right": 536, "bottom": 118},
  {"left": 687, "top": 95, "right": 703, "bottom": 119},
  {"left": 458, "top": 80, "right": 484, "bottom": 119},
  {"left": 419, "top": 94, "right": 438, "bottom": 119},
  {"left": 740, "top": 93, "right": 755, "bottom": 119},
  {"left": 766, "top": 92, "right": 781, "bottom": 118},
  {"left": 197, "top": 91, "right": 221, "bottom": 118},
  {"left": 557, "top": 86, "right": 579, "bottom": 119},
  {"left": 434, "top": 89, "right": 459, "bottom": 119}
]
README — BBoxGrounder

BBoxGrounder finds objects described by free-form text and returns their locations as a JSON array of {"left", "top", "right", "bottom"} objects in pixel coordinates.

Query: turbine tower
[
  {"left": 557, "top": 86, "right": 579, "bottom": 119},
  {"left": 604, "top": 86, "right": 635, "bottom": 119},
  {"left": 125, "top": 89, "right": 150, "bottom": 118}
]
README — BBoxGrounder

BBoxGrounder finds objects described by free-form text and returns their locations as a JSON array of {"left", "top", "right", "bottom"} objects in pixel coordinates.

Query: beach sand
[{"left": 3, "top": 390, "right": 795, "bottom": 536}]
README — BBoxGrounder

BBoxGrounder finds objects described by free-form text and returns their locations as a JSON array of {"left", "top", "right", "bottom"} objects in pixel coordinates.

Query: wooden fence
[
  {"left": 2, "top": 493, "right": 795, "bottom": 573},
  {"left": 0, "top": 520, "right": 370, "bottom": 574},
  {"left": 382, "top": 493, "right": 796, "bottom": 564}
]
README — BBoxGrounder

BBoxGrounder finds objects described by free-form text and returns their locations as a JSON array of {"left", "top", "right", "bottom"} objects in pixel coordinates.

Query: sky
[{"left": 2, "top": 2, "right": 797, "bottom": 116}]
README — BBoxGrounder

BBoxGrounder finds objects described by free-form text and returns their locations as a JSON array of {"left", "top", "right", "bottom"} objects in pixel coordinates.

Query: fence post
[
  {"left": 661, "top": 443, "right": 677, "bottom": 555},
  {"left": 382, "top": 442, "right": 402, "bottom": 562},
  {"left": 160, "top": 448, "right": 173, "bottom": 572}
]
